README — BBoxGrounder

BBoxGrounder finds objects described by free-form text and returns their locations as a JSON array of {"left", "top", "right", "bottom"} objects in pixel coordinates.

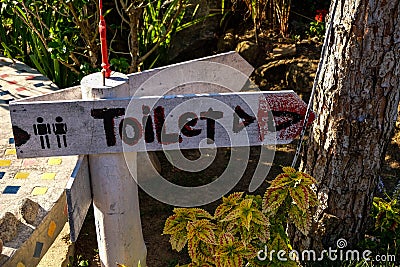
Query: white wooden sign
[{"left": 9, "top": 91, "right": 314, "bottom": 158}]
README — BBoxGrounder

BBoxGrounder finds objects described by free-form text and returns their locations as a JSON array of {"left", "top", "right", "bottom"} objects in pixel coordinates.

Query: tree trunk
[{"left": 296, "top": 0, "right": 400, "bottom": 251}]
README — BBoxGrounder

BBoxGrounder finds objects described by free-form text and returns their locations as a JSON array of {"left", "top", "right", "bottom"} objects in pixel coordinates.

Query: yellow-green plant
[
  {"left": 263, "top": 167, "right": 318, "bottom": 235},
  {"left": 163, "top": 167, "right": 319, "bottom": 267},
  {"left": 369, "top": 197, "right": 400, "bottom": 255},
  {"left": 257, "top": 167, "right": 318, "bottom": 266}
]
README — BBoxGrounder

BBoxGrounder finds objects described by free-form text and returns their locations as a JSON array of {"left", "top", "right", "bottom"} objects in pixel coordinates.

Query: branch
[
  {"left": 15, "top": 2, "right": 49, "bottom": 50},
  {"left": 116, "top": 0, "right": 130, "bottom": 25},
  {"left": 59, "top": 58, "right": 80, "bottom": 74}
]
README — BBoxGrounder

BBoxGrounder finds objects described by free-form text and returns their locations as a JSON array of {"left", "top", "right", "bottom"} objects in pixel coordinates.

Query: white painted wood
[
  {"left": 9, "top": 91, "right": 313, "bottom": 158},
  {"left": 127, "top": 51, "right": 253, "bottom": 97},
  {"left": 81, "top": 72, "right": 147, "bottom": 267},
  {"left": 65, "top": 155, "right": 91, "bottom": 242},
  {"left": 12, "top": 85, "right": 82, "bottom": 102}
]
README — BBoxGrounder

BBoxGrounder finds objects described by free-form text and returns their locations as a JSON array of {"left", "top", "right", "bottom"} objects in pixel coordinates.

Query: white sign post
[
  {"left": 8, "top": 52, "right": 315, "bottom": 266},
  {"left": 81, "top": 72, "right": 147, "bottom": 266}
]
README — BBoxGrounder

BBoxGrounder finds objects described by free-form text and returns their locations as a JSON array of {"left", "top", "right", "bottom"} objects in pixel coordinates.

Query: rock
[
  {"left": 0, "top": 212, "right": 19, "bottom": 243},
  {"left": 286, "top": 60, "right": 318, "bottom": 93},
  {"left": 254, "top": 59, "right": 294, "bottom": 90},
  {"left": 0, "top": 238, "right": 3, "bottom": 254},
  {"left": 253, "top": 58, "right": 318, "bottom": 92},
  {"left": 20, "top": 198, "right": 40, "bottom": 224},
  {"left": 272, "top": 44, "right": 296, "bottom": 58},
  {"left": 235, "top": 41, "right": 264, "bottom": 66},
  {"left": 217, "top": 29, "right": 236, "bottom": 52}
]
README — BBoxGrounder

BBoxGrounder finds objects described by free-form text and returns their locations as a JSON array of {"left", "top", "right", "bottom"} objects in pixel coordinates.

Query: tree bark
[{"left": 296, "top": 0, "right": 400, "bottom": 251}]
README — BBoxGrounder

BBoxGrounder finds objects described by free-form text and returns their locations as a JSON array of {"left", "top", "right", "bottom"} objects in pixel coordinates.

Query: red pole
[{"left": 99, "top": 0, "right": 111, "bottom": 78}]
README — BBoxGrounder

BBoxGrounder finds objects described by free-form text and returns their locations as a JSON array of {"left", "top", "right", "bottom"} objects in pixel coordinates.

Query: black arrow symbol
[
  {"left": 271, "top": 111, "right": 302, "bottom": 131},
  {"left": 12, "top": 126, "right": 30, "bottom": 147}
]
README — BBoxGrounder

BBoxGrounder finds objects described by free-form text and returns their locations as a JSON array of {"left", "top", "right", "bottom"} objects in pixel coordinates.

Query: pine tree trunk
[{"left": 296, "top": 0, "right": 400, "bottom": 251}]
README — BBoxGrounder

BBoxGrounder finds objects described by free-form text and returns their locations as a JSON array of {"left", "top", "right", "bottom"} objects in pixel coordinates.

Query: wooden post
[{"left": 81, "top": 72, "right": 146, "bottom": 267}]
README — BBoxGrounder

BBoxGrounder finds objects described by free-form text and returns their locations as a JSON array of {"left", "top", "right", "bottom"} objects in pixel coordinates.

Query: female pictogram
[{"left": 52, "top": 116, "right": 68, "bottom": 148}]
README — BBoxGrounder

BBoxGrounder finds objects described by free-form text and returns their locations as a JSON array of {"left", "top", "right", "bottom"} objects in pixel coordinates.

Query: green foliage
[
  {"left": 308, "top": 21, "right": 325, "bottom": 41},
  {"left": 369, "top": 197, "right": 400, "bottom": 255},
  {"left": 110, "top": 57, "right": 130, "bottom": 73},
  {"left": 68, "top": 255, "right": 89, "bottom": 267},
  {"left": 163, "top": 167, "right": 319, "bottom": 266},
  {"left": 0, "top": 0, "right": 209, "bottom": 87},
  {"left": 0, "top": 0, "right": 99, "bottom": 88},
  {"left": 138, "top": 0, "right": 191, "bottom": 70},
  {"left": 263, "top": 166, "right": 319, "bottom": 236},
  {"left": 223, "top": 0, "right": 291, "bottom": 39},
  {"left": 111, "top": 0, "right": 214, "bottom": 73}
]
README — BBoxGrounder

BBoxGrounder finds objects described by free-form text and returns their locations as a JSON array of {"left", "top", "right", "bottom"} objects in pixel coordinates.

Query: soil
[{"left": 71, "top": 31, "right": 400, "bottom": 267}]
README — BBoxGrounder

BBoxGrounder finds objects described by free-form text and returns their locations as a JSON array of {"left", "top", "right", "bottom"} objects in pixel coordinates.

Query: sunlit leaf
[
  {"left": 282, "top": 166, "right": 296, "bottom": 174},
  {"left": 188, "top": 237, "right": 199, "bottom": 261},
  {"left": 163, "top": 214, "right": 187, "bottom": 235},
  {"left": 263, "top": 187, "right": 288, "bottom": 213},
  {"left": 170, "top": 232, "right": 188, "bottom": 252},
  {"left": 214, "top": 232, "right": 244, "bottom": 267},
  {"left": 288, "top": 204, "right": 311, "bottom": 236},
  {"left": 215, "top": 192, "right": 244, "bottom": 218},
  {"left": 269, "top": 173, "right": 293, "bottom": 188},
  {"left": 289, "top": 184, "right": 309, "bottom": 212},
  {"left": 299, "top": 172, "right": 318, "bottom": 185},
  {"left": 187, "top": 220, "right": 217, "bottom": 245},
  {"left": 221, "top": 208, "right": 241, "bottom": 222}
]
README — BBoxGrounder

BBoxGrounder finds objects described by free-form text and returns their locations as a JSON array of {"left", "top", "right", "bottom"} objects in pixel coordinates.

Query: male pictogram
[
  {"left": 33, "top": 117, "right": 51, "bottom": 149},
  {"left": 52, "top": 116, "right": 68, "bottom": 148}
]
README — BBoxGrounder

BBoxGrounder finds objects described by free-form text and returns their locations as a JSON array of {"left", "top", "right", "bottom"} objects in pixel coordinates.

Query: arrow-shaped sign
[{"left": 10, "top": 91, "right": 314, "bottom": 158}]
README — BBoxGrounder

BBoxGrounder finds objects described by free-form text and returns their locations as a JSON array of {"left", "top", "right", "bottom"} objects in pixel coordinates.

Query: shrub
[{"left": 163, "top": 167, "right": 319, "bottom": 266}]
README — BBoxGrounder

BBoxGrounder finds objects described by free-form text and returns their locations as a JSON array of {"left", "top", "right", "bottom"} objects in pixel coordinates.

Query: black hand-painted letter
[
  {"left": 153, "top": 106, "right": 181, "bottom": 144},
  {"left": 200, "top": 108, "right": 223, "bottom": 144},
  {"left": 91, "top": 108, "right": 125, "bottom": 146},
  {"left": 179, "top": 112, "right": 202, "bottom": 137}
]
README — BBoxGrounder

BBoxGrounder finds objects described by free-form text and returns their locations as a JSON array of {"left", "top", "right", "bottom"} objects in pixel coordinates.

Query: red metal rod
[{"left": 99, "top": 0, "right": 111, "bottom": 78}]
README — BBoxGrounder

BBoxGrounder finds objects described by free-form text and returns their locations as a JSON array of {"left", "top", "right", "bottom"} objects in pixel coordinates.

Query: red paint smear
[
  {"left": 16, "top": 87, "right": 28, "bottom": 92},
  {"left": 259, "top": 93, "right": 316, "bottom": 142},
  {"left": 25, "top": 75, "right": 35, "bottom": 80},
  {"left": 7, "top": 80, "right": 17, "bottom": 85},
  {"left": 0, "top": 74, "right": 9, "bottom": 78},
  {"left": 257, "top": 96, "right": 271, "bottom": 141}
]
